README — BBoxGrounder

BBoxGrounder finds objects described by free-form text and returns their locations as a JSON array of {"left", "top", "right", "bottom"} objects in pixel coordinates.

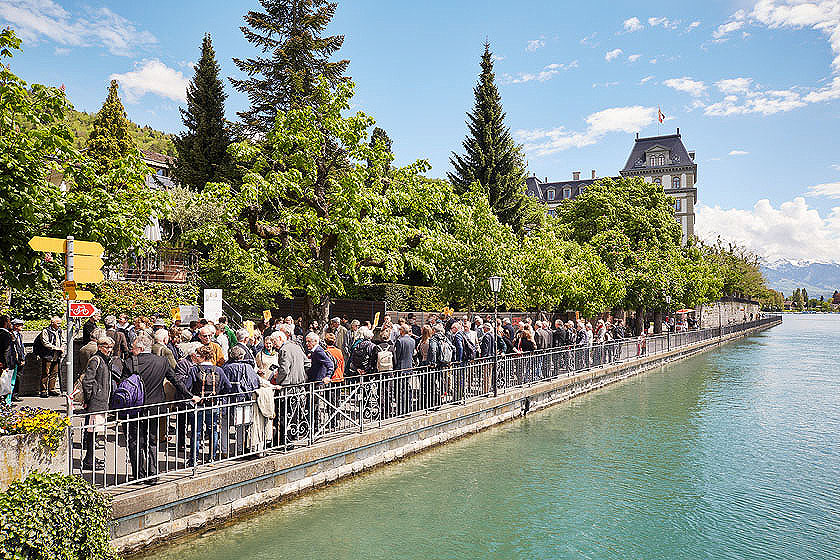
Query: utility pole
[{"left": 65, "top": 235, "right": 74, "bottom": 421}]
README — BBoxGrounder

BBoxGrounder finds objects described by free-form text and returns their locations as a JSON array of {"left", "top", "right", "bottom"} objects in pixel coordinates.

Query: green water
[{"left": 143, "top": 315, "right": 839, "bottom": 559}]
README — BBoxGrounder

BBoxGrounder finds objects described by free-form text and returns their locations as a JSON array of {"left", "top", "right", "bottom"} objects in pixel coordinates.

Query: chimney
[
  {"left": 591, "top": 170, "right": 596, "bottom": 179},
  {"left": 636, "top": 132, "right": 639, "bottom": 139},
  {"left": 572, "top": 171, "right": 580, "bottom": 181},
  {"left": 676, "top": 127, "right": 680, "bottom": 135},
  {"left": 545, "top": 177, "right": 548, "bottom": 183}
]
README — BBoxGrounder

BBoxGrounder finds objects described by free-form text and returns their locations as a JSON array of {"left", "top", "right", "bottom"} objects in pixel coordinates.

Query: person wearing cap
[{"left": 7, "top": 319, "right": 25, "bottom": 402}]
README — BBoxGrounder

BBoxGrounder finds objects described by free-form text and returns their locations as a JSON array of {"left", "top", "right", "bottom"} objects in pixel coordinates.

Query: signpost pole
[{"left": 65, "top": 236, "right": 74, "bottom": 420}]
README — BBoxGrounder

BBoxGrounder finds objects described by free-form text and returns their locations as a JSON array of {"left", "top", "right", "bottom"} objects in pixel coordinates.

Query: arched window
[
  {"left": 653, "top": 177, "right": 662, "bottom": 185},
  {"left": 563, "top": 187, "right": 571, "bottom": 199},
  {"left": 672, "top": 176, "right": 681, "bottom": 188},
  {"left": 547, "top": 189, "right": 555, "bottom": 201}
]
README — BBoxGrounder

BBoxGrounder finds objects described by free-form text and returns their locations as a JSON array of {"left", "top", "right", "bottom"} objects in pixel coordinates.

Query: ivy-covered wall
[
  {"left": 347, "top": 283, "right": 445, "bottom": 312},
  {"left": 89, "top": 281, "right": 200, "bottom": 318}
]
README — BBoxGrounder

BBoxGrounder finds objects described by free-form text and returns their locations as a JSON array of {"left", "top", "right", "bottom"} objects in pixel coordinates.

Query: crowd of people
[{"left": 0, "top": 309, "right": 695, "bottom": 483}]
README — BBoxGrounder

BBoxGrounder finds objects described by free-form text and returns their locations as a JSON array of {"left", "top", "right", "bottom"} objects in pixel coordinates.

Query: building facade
[{"left": 525, "top": 129, "right": 698, "bottom": 242}]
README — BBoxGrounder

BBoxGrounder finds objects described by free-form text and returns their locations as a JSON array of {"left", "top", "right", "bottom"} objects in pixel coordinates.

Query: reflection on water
[{"left": 142, "top": 315, "right": 840, "bottom": 560}]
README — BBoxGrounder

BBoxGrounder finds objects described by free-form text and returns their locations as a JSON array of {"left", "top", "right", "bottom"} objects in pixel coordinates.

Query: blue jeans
[{"left": 192, "top": 407, "right": 220, "bottom": 463}]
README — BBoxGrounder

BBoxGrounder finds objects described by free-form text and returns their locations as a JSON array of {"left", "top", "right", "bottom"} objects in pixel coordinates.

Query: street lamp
[
  {"left": 489, "top": 276, "right": 502, "bottom": 397},
  {"left": 665, "top": 294, "right": 672, "bottom": 350}
]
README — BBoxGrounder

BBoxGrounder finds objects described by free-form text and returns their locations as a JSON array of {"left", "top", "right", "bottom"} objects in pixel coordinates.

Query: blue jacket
[{"left": 308, "top": 344, "right": 335, "bottom": 383}]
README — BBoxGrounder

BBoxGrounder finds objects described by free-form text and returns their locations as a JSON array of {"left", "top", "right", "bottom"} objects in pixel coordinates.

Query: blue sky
[{"left": 3, "top": 0, "right": 840, "bottom": 263}]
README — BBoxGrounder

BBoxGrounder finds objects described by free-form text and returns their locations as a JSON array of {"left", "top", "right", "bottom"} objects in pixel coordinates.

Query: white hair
[
  {"left": 154, "top": 329, "right": 168, "bottom": 344},
  {"left": 235, "top": 328, "right": 249, "bottom": 342},
  {"left": 306, "top": 332, "right": 320, "bottom": 343}
]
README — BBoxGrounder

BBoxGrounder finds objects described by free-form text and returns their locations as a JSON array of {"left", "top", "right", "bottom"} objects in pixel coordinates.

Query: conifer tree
[
  {"left": 231, "top": 0, "right": 350, "bottom": 136},
  {"left": 86, "top": 80, "right": 137, "bottom": 172},
  {"left": 174, "top": 33, "right": 232, "bottom": 190},
  {"left": 449, "top": 42, "right": 538, "bottom": 233}
]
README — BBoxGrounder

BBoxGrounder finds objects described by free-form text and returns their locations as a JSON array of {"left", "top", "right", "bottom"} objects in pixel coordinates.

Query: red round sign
[{"left": 69, "top": 302, "right": 96, "bottom": 318}]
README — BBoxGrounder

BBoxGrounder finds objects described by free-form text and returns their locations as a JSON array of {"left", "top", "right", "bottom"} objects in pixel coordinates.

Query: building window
[
  {"left": 579, "top": 186, "right": 586, "bottom": 195},
  {"left": 653, "top": 177, "right": 662, "bottom": 185},
  {"left": 547, "top": 208, "right": 556, "bottom": 217},
  {"left": 563, "top": 187, "right": 571, "bottom": 199},
  {"left": 675, "top": 199, "right": 682, "bottom": 212},
  {"left": 672, "top": 176, "right": 681, "bottom": 188},
  {"left": 547, "top": 189, "right": 555, "bottom": 201}
]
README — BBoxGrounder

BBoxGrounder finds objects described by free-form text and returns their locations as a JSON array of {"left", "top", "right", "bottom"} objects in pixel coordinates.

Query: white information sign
[
  {"left": 203, "top": 289, "right": 223, "bottom": 323},
  {"left": 179, "top": 305, "right": 201, "bottom": 324}
]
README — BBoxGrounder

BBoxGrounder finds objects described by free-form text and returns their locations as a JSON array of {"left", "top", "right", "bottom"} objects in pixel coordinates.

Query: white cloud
[
  {"left": 502, "top": 61, "right": 578, "bottom": 84},
  {"left": 712, "top": 9, "right": 747, "bottom": 41},
  {"left": 807, "top": 181, "right": 840, "bottom": 198},
  {"left": 729, "top": 150, "right": 749, "bottom": 156},
  {"left": 663, "top": 76, "right": 707, "bottom": 96},
  {"left": 628, "top": 54, "right": 641, "bottom": 62},
  {"left": 648, "top": 16, "right": 680, "bottom": 29},
  {"left": 592, "top": 81, "right": 620, "bottom": 88},
  {"left": 0, "top": 0, "right": 156, "bottom": 56},
  {"left": 623, "top": 17, "right": 643, "bottom": 32},
  {"left": 649, "top": 57, "right": 658, "bottom": 64},
  {"left": 54, "top": 46, "right": 69, "bottom": 55},
  {"left": 696, "top": 198, "right": 840, "bottom": 263},
  {"left": 751, "top": 0, "right": 840, "bottom": 70},
  {"left": 832, "top": 164, "right": 840, "bottom": 171},
  {"left": 526, "top": 39, "right": 545, "bottom": 52},
  {"left": 804, "top": 76, "right": 840, "bottom": 102},
  {"left": 687, "top": 21, "right": 701, "bottom": 30},
  {"left": 716, "top": 77, "right": 753, "bottom": 94},
  {"left": 605, "top": 48, "right": 623, "bottom": 61},
  {"left": 704, "top": 88, "right": 807, "bottom": 115},
  {"left": 640, "top": 75, "right": 655, "bottom": 84},
  {"left": 515, "top": 105, "right": 655, "bottom": 157},
  {"left": 110, "top": 60, "right": 188, "bottom": 103}
]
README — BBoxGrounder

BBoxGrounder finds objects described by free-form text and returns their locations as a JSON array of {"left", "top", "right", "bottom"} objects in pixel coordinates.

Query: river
[{"left": 141, "top": 315, "right": 839, "bottom": 559}]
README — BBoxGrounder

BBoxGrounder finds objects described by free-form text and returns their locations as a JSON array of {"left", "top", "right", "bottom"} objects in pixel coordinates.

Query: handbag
[{"left": 0, "top": 369, "right": 13, "bottom": 396}]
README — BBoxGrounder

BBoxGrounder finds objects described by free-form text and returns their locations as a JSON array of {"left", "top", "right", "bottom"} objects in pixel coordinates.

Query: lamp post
[
  {"left": 489, "top": 276, "right": 502, "bottom": 397},
  {"left": 665, "top": 294, "right": 671, "bottom": 351}
]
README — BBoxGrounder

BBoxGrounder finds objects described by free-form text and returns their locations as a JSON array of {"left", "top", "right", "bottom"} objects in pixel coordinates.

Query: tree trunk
[
  {"left": 303, "top": 293, "right": 331, "bottom": 332},
  {"left": 635, "top": 307, "right": 645, "bottom": 335},
  {"left": 653, "top": 311, "right": 663, "bottom": 334}
]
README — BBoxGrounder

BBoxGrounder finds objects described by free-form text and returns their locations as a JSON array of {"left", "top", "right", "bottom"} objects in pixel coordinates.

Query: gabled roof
[{"left": 621, "top": 133, "right": 696, "bottom": 173}]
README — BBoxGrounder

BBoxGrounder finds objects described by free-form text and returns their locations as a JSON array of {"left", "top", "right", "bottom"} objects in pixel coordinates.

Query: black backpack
[{"left": 350, "top": 340, "right": 373, "bottom": 372}]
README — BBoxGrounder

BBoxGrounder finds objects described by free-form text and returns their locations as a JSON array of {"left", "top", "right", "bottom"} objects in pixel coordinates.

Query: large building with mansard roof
[{"left": 525, "top": 128, "right": 697, "bottom": 243}]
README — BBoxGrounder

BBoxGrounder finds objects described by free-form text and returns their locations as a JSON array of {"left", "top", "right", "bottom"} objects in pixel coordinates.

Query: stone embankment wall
[
  {"left": 0, "top": 434, "right": 68, "bottom": 491},
  {"left": 698, "top": 299, "right": 761, "bottom": 329},
  {"left": 111, "top": 319, "right": 780, "bottom": 554}
]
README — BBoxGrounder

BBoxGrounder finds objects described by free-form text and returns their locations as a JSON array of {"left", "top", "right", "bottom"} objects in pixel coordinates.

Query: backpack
[
  {"left": 376, "top": 348, "right": 393, "bottom": 372},
  {"left": 439, "top": 336, "right": 455, "bottom": 365},
  {"left": 461, "top": 333, "right": 476, "bottom": 361},
  {"left": 110, "top": 357, "right": 145, "bottom": 417},
  {"left": 350, "top": 340, "right": 373, "bottom": 372},
  {"left": 32, "top": 332, "right": 45, "bottom": 358}
]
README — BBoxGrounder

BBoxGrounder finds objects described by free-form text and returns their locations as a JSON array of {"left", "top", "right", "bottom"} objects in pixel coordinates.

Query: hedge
[
  {"left": 88, "top": 281, "right": 200, "bottom": 318},
  {"left": 348, "top": 283, "right": 446, "bottom": 311},
  {"left": 0, "top": 472, "right": 118, "bottom": 560}
]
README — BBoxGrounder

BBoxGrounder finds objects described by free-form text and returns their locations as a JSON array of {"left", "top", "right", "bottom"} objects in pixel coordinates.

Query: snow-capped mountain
[{"left": 761, "top": 259, "right": 840, "bottom": 299}]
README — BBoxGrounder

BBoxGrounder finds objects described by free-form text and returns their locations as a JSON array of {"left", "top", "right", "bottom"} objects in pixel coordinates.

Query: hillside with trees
[{"left": 65, "top": 103, "right": 176, "bottom": 156}]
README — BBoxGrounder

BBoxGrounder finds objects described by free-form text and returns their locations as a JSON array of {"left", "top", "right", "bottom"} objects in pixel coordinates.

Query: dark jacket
[
  {"left": 82, "top": 318, "right": 97, "bottom": 345},
  {"left": 0, "top": 328, "right": 11, "bottom": 369},
  {"left": 552, "top": 327, "right": 566, "bottom": 348},
  {"left": 453, "top": 331, "right": 465, "bottom": 363},
  {"left": 9, "top": 330, "right": 25, "bottom": 369},
  {"left": 82, "top": 351, "right": 111, "bottom": 413},
  {"left": 394, "top": 334, "right": 416, "bottom": 371},
  {"left": 232, "top": 342, "right": 256, "bottom": 367},
  {"left": 480, "top": 331, "right": 496, "bottom": 357},
  {"left": 106, "top": 328, "right": 129, "bottom": 359},
  {"left": 191, "top": 363, "right": 232, "bottom": 399},
  {"left": 174, "top": 356, "right": 195, "bottom": 398},
  {"left": 307, "top": 344, "right": 334, "bottom": 383},
  {"left": 39, "top": 326, "right": 64, "bottom": 361},
  {"left": 123, "top": 352, "right": 180, "bottom": 406},
  {"left": 223, "top": 360, "right": 260, "bottom": 394},
  {"left": 503, "top": 324, "right": 516, "bottom": 341}
]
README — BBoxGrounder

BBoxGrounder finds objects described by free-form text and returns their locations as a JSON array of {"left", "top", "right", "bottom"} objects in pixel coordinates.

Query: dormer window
[
  {"left": 547, "top": 189, "right": 555, "bottom": 201},
  {"left": 563, "top": 187, "right": 571, "bottom": 198}
]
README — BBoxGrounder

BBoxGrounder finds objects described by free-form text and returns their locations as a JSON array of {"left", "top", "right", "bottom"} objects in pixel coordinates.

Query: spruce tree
[
  {"left": 231, "top": 0, "right": 350, "bottom": 136},
  {"left": 174, "top": 33, "right": 232, "bottom": 190},
  {"left": 86, "top": 80, "right": 137, "bottom": 172},
  {"left": 449, "top": 42, "right": 537, "bottom": 233}
]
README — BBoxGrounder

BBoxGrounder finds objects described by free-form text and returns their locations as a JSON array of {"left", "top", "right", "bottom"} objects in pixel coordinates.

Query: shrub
[
  {"left": 89, "top": 280, "right": 199, "bottom": 318},
  {"left": 0, "top": 472, "right": 119, "bottom": 560},
  {"left": 8, "top": 282, "right": 65, "bottom": 320}
]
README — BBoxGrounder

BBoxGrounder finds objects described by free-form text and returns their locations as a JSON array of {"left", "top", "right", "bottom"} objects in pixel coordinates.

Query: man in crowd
[
  {"left": 104, "top": 315, "right": 129, "bottom": 359},
  {"left": 198, "top": 325, "right": 225, "bottom": 366},
  {"left": 394, "top": 323, "right": 416, "bottom": 415},
  {"left": 233, "top": 328, "right": 256, "bottom": 366},
  {"left": 6, "top": 319, "right": 25, "bottom": 402},
  {"left": 81, "top": 335, "right": 114, "bottom": 471},
  {"left": 38, "top": 316, "right": 64, "bottom": 397},
  {"left": 326, "top": 317, "right": 349, "bottom": 360},
  {"left": 82, "top": 312, "right": 101, "bottom": 345}
]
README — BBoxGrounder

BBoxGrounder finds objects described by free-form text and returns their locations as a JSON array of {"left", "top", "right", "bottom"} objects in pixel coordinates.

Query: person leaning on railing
[{"left": 188, "top": 345, "right": 232, "bottom": 465}]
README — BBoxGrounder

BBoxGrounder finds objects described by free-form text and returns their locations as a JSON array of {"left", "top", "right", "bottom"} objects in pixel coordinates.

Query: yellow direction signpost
[{"left": 28, "top": 235, "right": 105, "bottom": 420}]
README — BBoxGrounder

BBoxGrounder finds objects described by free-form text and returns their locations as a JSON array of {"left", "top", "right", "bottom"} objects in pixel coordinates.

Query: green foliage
[
  {"left": 0, "top": 29, "right": 74, "bottom": 290},
  {"left": 8, "top": 281, "right": 65, "bottom": 320},
  {"left": 231, "top": 0, "right": 350, "bottom": 136},
  {"left": 65, "top": 106, "right": 175, "bottom": 156},
  {"left": 0, "top": 404, "right": 69, "bottom": 455},
  {"left": 699, "top": 238, "right": 769, "bottom": 300},
  {"left": 85, "top": 80, "right": 138, "bottom": 173},
  {"left": 449, "top": 42, "right": 541, "bottom": 233},
  {"left": 88, "top": 281, "right": 199, "bottom": 318},
  {"left": 174, "top": 34, "right": 233, "bottom": 190},
  {"left": 0, "top": 471, "right": 118, "bottom": 560},
  {"left": 348, "top": 284, "right": 445, "bottom": 311}
]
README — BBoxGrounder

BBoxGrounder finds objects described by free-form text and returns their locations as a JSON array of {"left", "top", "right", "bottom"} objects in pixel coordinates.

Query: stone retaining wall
[
  {"left": 111, "top": 320, "right": 780, "bottom": 554},
  {"left": 0, "top": 433, "right": 69, "bottom": 491}
]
